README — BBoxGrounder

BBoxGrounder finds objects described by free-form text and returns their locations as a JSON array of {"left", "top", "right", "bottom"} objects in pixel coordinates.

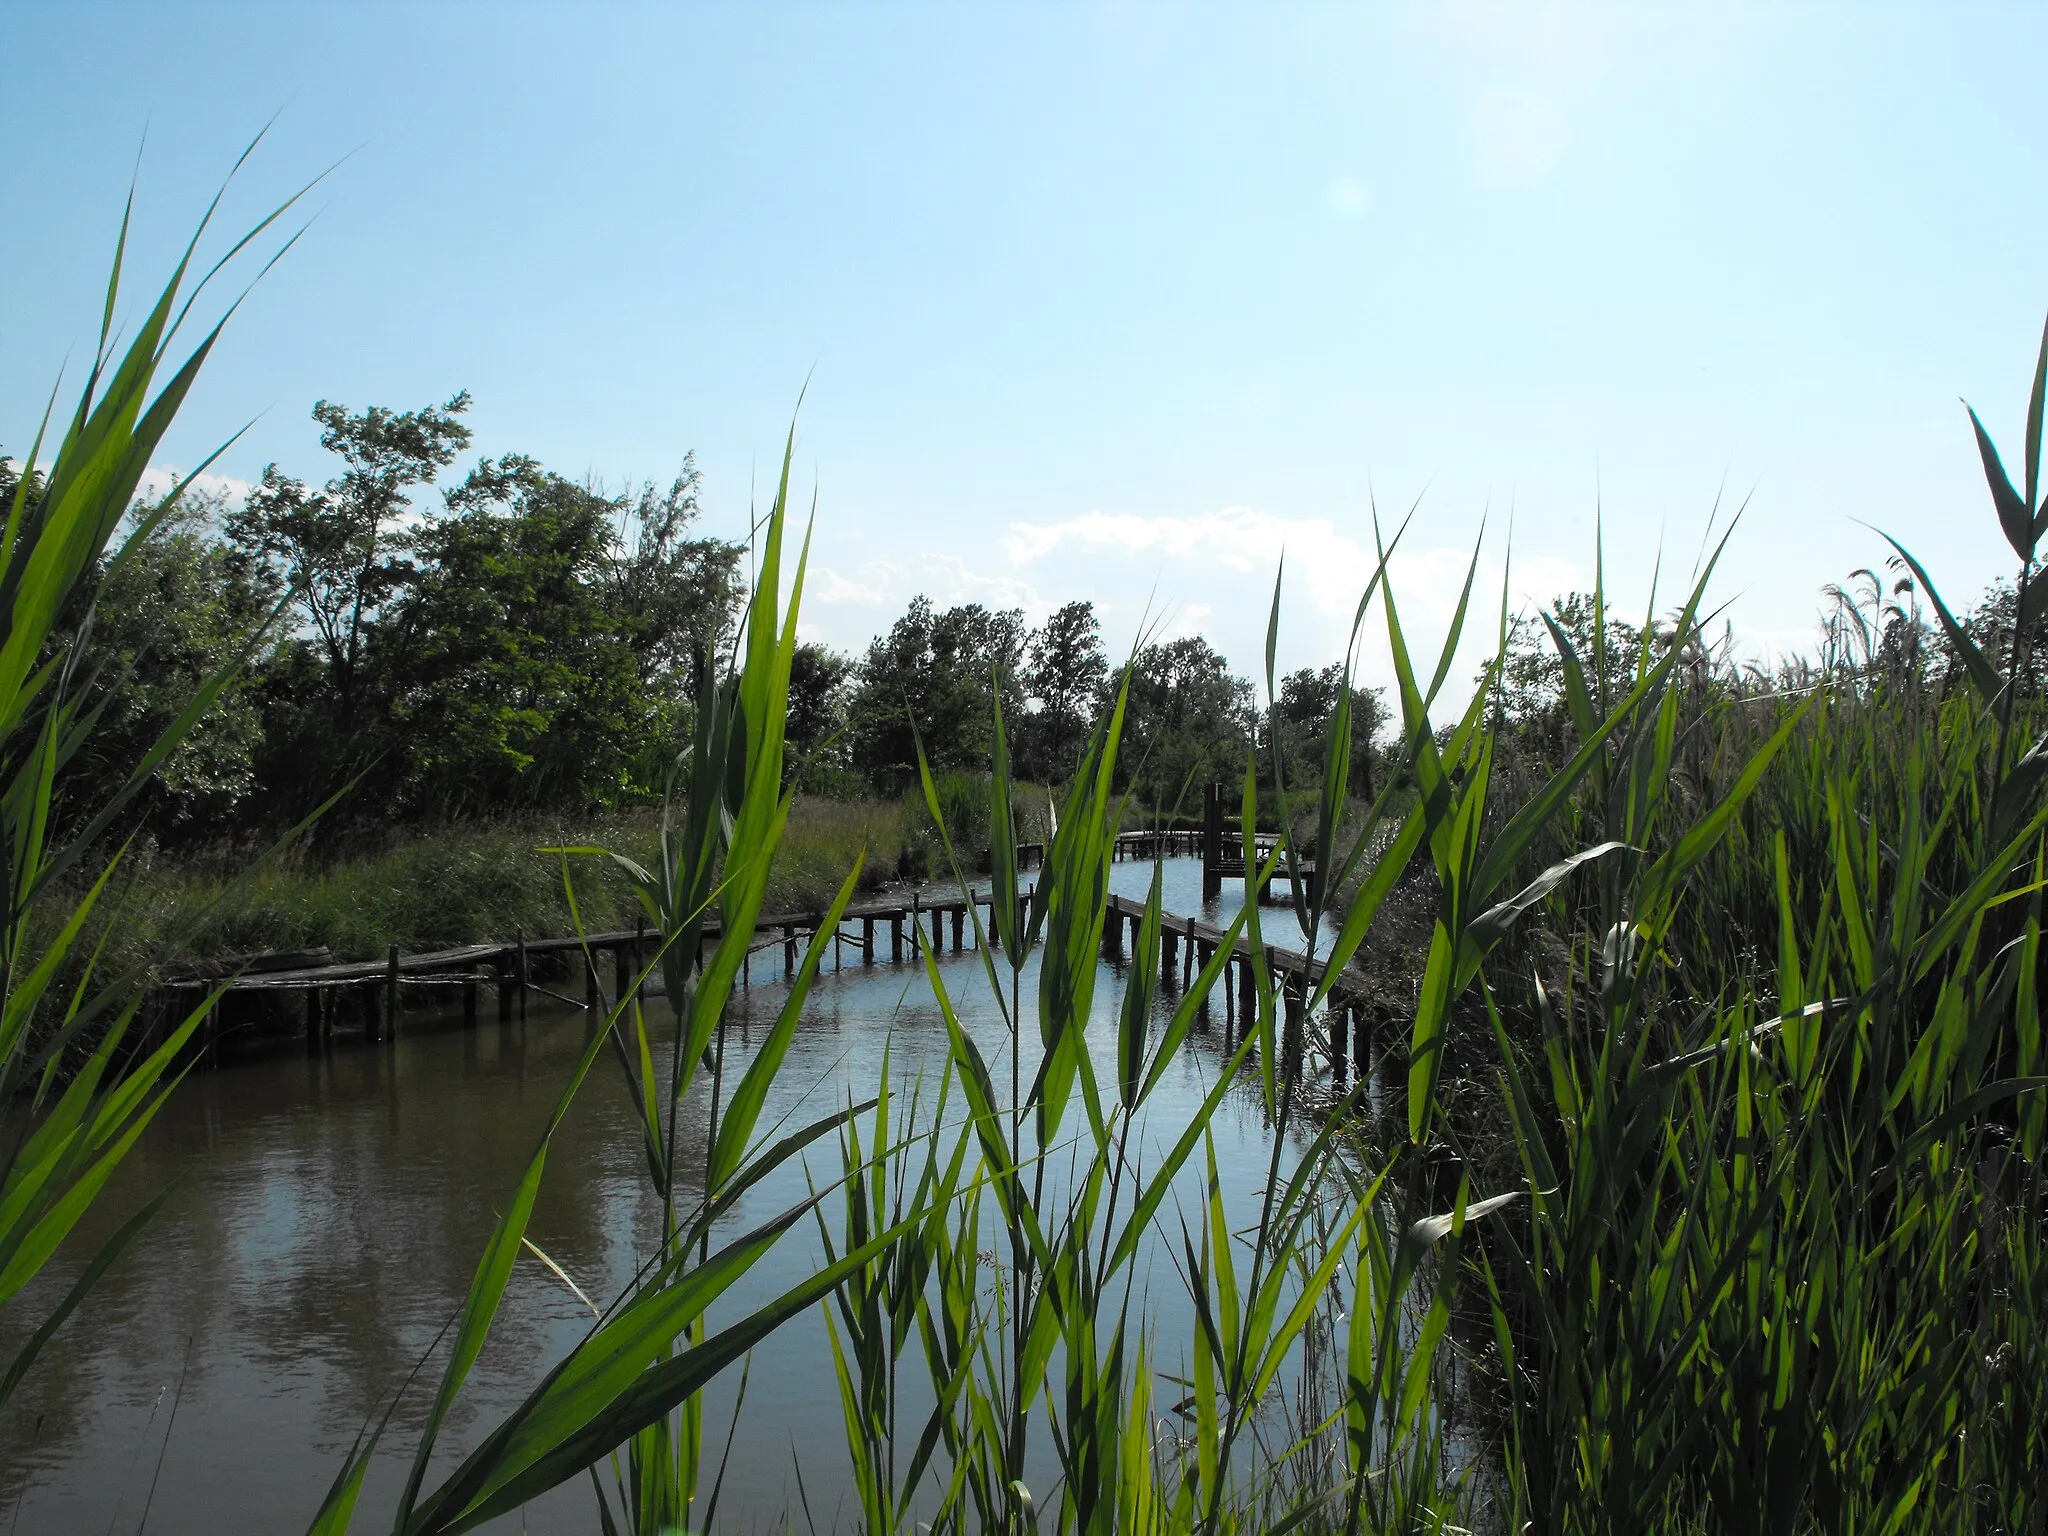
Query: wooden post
[
  {"left": 891, "top": 914, "right": 904, "bottom": 964},
  {"left": 863, "top": 915, "right": 876, "bottom": 966},
  {"left": 202, "top": 993, "right": 222, "bottom": 1068},
  {"left": 951, "top": 907, "right": 964, "bottom": 951},
  {"left": 363, "top": 978, "right": 382, "bottom": 1044},
  {"left": 1330, "top": 1003, "right": 1348, "bottom": 1086},
  {"left": 784, "top": 925, "right": 797, "bottom": 978},
  {"left": 463, "top": 977, "right": 479, "bottom": 1027},
  {"left": 306, "top": 987, "right": 324, "bottom": 1054},
  {"left": 1105, "top": 902, "right": 1124, "bottom": 961},
  {"left": 1237, "top": 947, "right": 1256, "bottom": 1023},
  {"left": 516, "top": 929, "right": 530, "bottom": 1021},
  {"left": 1354, "top": 1007, "right": 1372, "bottom": 1082},
  {"left": 1282, "top": 983, "right": 1304, "bottom": 1082},
  {"left": 585, "top": 951, "right": 601, "bottom": 1014},
  {"left": 498, "top": 954, "right": 514, "bottom": 1022},
  {"left": 385, "top": 945, "right": 401, "bottom": 1045},
  {"left": 1159, "top": 919, "right": 1177, "bottom": 989}
]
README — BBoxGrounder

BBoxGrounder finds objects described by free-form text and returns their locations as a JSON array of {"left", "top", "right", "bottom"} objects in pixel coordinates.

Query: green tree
[
  {"left": 1022, "top": 598, "right": 1106, "bottom": 782},
  {"left": 1264, "top": 662, "right": 1386, "bottom": 799},
  {"left": 1491, "top": 591, "right": 1646, "bottom": 726},
  {"left": 597, "top": 455, "right": 746, "bottom": 691},
  {"left": 68, "top": 488, "right": 279, "bottom": 840},
  {"left": 847, "top": 596, "right": 1024, "bottom": 790},
  {"left": 227, "top": 391, "right": 471, "bottom": 811},
  {"left": 383, "top": 455, "right": 654, "bottom": 815},
  {"left": 1119, "top": 634, "right": 1255, "bottom": 811},
  {"left": 785, "top": 640, "right": 857, "bottom": 792}
]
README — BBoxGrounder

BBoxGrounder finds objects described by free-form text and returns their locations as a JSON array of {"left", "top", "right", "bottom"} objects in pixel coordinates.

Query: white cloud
[
  {"left": 1004, "top": 505, "right": 1584, "bottom": 712},
  {"left": 804, "top": 549, "right": 1047, "bottom": 649},
  {"left": 135, "top": 465, "right": 255, "bottom": 508},
  {"left": 816, "top": 551, "right": 1041, "bottom": 611},
  {"left": 813, "top": 559, "right": 906, "bottom": 608},
  {"left": 1007, "top": 506, "right": 1318, "bottom": 573},
  {"left": 807, "top": 506, "right": 1609, "bottom": 724}
]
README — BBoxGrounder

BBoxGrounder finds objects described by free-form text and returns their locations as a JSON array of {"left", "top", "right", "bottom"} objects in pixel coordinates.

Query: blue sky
[{"left": 6, "top": 2, "right": 2047, "bottom": 699}]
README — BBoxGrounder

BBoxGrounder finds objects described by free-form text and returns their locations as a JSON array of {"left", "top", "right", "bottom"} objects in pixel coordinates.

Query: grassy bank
[
  {"left": 65, "top": 774, "right": 1067, "bottom": 977},
  {"left": 79, "top": 794, "right": 934, "bottom": 972}
]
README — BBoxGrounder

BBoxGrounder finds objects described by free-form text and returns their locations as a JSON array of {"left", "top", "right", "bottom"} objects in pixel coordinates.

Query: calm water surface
[{"left": 0, "top": 859, "right": 1349, "bottom": 1532}]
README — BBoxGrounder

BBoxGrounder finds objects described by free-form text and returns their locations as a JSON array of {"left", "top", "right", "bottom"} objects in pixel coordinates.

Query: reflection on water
[{"left": 0, "top": 859, "right": 1337, "bottom": 1532}]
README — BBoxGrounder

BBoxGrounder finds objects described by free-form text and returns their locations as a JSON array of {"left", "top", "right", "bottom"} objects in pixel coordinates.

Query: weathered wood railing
[
  {"left": 153, "top": 832, "right": 1386, "bottom": 1081},
  {"left": 156, "top": 887, "right": 1022, "bottom": 1060},
  {"left": 1101, "top": 892, "right": 1389, "bottom": 1086}
]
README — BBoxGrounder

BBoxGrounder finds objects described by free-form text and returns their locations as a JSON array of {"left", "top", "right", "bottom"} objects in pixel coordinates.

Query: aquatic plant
[
  {"left": 0, "top": 151, "right": 310, "bottom": 1413},
  {"left": 295, "top": 314, "right": 2048, "bottom": 1534}
]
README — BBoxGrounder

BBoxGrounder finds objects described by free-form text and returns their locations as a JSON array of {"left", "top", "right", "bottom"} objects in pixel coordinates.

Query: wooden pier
[
  {"left": 1199, "top": 783, "right": 1305, "bottom": 902},
  {"left": 160, "top": 887, "right": 1015, "bottom": 1059},
  {"left": 152, "top": 830, "right": 1379, "bottom": 1078},
  {"left": 1101, "top": 891, "right": 1385, "bottom": 1086}
]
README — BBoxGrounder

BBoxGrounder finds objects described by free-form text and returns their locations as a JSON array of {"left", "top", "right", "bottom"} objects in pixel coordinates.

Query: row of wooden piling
[
  {"left": 162, "top": 827, "right": 1212, "bottom": 1060},
  {"left": 160, "top": 886, "right": 1025, "bottom": 1060},
  {"left": 157, "top": 829, "right": 1385, "bottom": 1076},
  {"left": 1100, "top": 893, "right": 1386, "bottom": 1087}
]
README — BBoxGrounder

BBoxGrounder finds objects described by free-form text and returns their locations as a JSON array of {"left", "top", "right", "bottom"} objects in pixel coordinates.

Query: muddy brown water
[{"left": 0, "top": 859, "right": 1347, "bottom": 1532}]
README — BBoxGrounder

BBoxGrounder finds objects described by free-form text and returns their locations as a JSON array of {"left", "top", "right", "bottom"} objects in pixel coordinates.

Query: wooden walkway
[
  {"left": 1198, "top": 784, "right": 1313, "bottom": 900},
  {"left": 154, "top": 830, "right": 1386, "bottom": 1083},
  {"left": 160, "top": 887, "right": 1014, "bottom": 1055},
  {"left": 163, "top": 831, "right": 1196, "bottom": 1056},
  {"left": 1102, "top": 893, "right": 1386, "bottom": 1085}
]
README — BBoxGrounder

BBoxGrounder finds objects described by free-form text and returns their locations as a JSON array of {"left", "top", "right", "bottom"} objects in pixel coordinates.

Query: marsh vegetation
[{"left": 3, "top": 180, "right": 2045, "bottom": 1535}]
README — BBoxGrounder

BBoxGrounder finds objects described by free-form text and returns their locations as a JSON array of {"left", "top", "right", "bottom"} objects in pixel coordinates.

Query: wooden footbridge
[
  {"left": 158, "top": 825, "right": 1383, "bottom": 1085},
  {"left": 1199, "top": 782, "right": 1308, "bottom": 901},
  {"left": 161, "top": 887, "right": 1013, "bottom": 1057},
  {"left": 158, "top": 831, "right": 1197, "bottom": 1048},
  {"left": 1102, "top": 892, "right": 1386, "bottom": 1086}
]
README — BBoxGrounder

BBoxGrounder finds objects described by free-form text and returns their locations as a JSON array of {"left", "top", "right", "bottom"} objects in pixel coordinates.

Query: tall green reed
[
  {"left": 301, "top": 318, "right": 2048, "bottom": 1536},
  {"left": 0, "top": 152, "right": 313, "bottom": 1412},
  {"left": 305, "top": 430, "right": 949, "bottom": 1536},
  {"left": 1447, "top": 319, "right": 2048, "bottom": 1532}
]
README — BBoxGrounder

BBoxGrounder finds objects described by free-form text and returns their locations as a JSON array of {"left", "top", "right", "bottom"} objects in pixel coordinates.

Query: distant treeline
[
  {"left": 7, "top": 391, "right": 2005, "bottom": 856},
  {"left": 0, "top": 392, "right": 1383, "bottom": 851}
]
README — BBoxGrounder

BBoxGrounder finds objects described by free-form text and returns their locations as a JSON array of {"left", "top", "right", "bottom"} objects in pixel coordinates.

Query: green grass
[{"left": 67, "top": 793, "right": 954, "bottom": 971}]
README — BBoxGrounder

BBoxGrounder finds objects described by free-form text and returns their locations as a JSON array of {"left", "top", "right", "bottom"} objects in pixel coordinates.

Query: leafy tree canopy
[{"left": 847, "top": 596, "right": 1025, "bottom": 791}]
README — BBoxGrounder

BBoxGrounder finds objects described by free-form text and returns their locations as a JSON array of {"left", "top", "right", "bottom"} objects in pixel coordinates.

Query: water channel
[{"left": 0, "top": 857, "right": 1357, "bottom": 1532}]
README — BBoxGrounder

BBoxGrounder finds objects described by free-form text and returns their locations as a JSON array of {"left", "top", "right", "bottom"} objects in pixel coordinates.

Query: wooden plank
[
  {"left": 162, "top": 885, "right": 1039, "bottom": 996},
  {"left": 1104, "top": 893, "right": 1369, "bottom": 1001}
]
